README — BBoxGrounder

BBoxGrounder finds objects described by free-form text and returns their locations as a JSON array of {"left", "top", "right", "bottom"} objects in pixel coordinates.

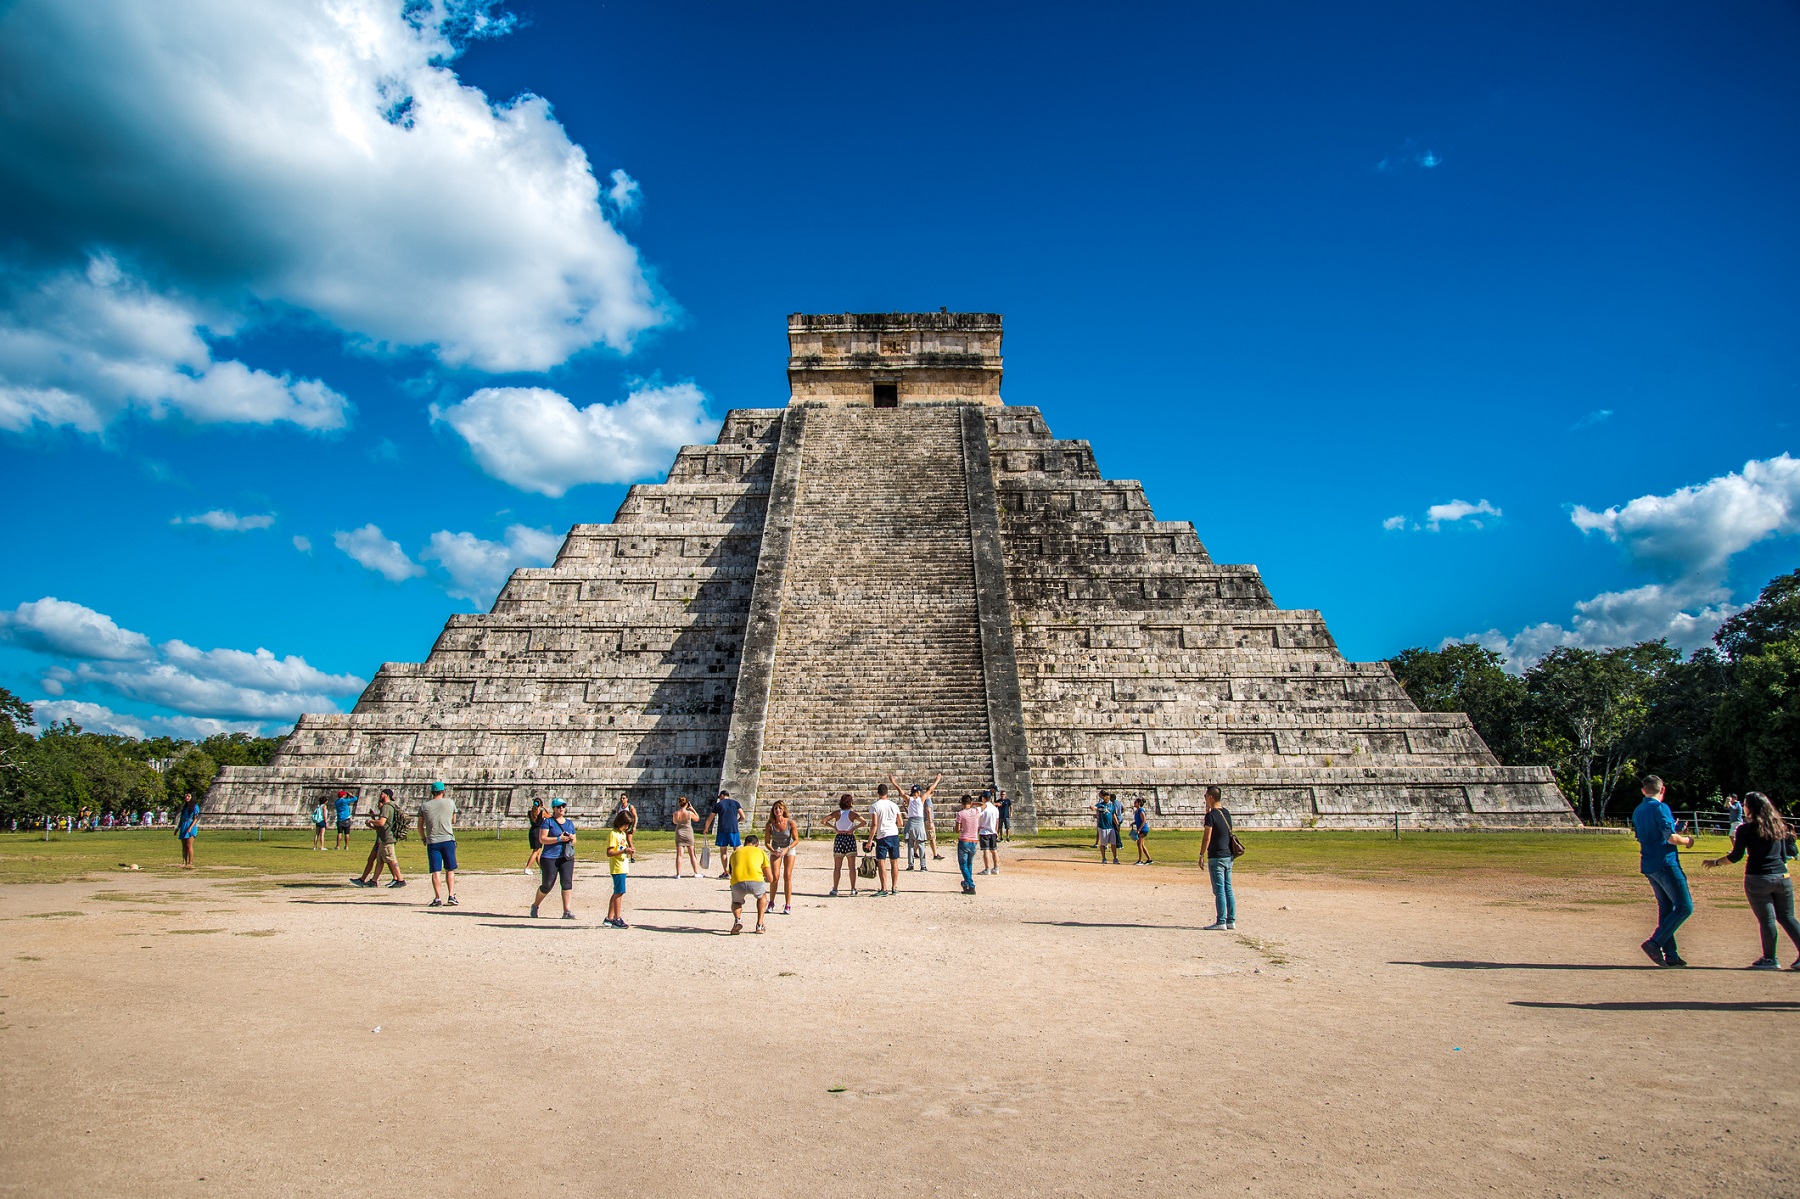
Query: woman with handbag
[{"left": 1199, "top": 785, "right": 1237, "bottom": 930}]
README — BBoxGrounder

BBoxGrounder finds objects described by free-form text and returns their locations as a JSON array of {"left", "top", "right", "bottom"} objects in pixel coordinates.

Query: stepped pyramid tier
[{"left": 209, "top": 312, "right": 1575, "bottom": 830}]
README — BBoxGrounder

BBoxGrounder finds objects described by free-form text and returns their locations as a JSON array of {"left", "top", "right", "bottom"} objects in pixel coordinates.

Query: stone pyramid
[{"left": 208, "top": 312, "right": 1574, "bottom": 830}]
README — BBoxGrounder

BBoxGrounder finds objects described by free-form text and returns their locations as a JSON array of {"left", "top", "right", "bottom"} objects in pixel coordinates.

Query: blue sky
[{"left": 1, "top": 0, "right": 1797, "bottom": 738}]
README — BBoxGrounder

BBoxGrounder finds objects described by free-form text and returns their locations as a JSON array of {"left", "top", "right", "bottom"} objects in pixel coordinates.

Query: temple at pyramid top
[{"left": 787, "top": 311, "right": 1005, "bottom": 406}]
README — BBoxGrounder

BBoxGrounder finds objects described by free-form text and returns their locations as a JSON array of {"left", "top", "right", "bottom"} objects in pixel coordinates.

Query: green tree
[
  {"left": 1711, "top": 636, "right": 1800, "bottom": 805},
  {"left": 1636, "top": 647, "right": 1730, "bottom": 805},
  {"left": 1387, "top": 643, "right": 1530, "bottom": 762},
  {"left": 1715, "top": 568, "right": 1800, "bottom": 661},
  {"left": 26, "top": 719, "right": 164, "bottom": 817},
  {"left": 0, "top": 686, "right": 37, "bottom": 822},
  {"left": 163, "top": 749, "right": 220, "bottom": 805},
  {"left": 1525, "top": 642, "right": 1677, "bottom": 823}
]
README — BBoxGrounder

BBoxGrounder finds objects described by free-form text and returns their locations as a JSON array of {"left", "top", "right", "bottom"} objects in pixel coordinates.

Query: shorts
[
  {"left": 874, "top": 835, "right": 901, "bottom": 861},
  {"left": 374, "top": 842, "right": 398, "bottom": 866},
  {"left": 1098, "top": 828, "right": 1120, "bottom": 848},
  {"left": 979, "top": 833, "right": 998, "bottom": 851},
  {"left": 610, "top": 873, "right": 628, "bottom": 895},
  {"left": 337, "top": 820, "right": 352, "bottom": 834},
  {"left": 539, "top": 856, "right": 575, "bottom": 892},
  {"left": 715, "top": 831, "right": 742, "bottom": 849},
  {"left": 906, "top": 818, "right": 929, "bottom": 842},
  {"left": 731, "top": 881, "right": 767, "bottom": 904},
  {"left": 427, "top": 840, "right": 458, "bottom": 873},
  {"left": 833, "top": 833, "right": 858, "bottom": 856},
  {"left": 312, "top": 821, "right": 326, "bottom": 831}
]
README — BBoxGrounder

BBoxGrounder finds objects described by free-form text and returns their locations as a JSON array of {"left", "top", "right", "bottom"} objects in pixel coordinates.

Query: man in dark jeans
[{"left": 1632, "top": 775, "right": 1694, "bottom": 966}]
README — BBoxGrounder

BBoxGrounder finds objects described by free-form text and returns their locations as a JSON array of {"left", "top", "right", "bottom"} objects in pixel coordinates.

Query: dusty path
[{"left": 2, "top": 848, "right": 1797, "bottom": 1198}]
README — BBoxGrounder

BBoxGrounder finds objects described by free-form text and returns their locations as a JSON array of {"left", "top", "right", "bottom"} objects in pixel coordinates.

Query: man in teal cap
[{"left": 418, "top": 781, "right": 458, "bottom": 906}]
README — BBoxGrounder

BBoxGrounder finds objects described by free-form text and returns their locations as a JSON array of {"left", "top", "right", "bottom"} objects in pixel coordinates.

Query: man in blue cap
[{"left": 418, "top": 781, "right": 458, "bottom": 907}]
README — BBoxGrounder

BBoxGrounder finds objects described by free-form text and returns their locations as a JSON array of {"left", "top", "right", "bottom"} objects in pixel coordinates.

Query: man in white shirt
[
  {"left": 867, "top": 784, "right": 903, "bottom": 897},
  {"left": 894, "top": 772, "right": 942, "bottom": 872},
  {"left": 978, "top": 792, "right": 1002, "bottom": 875}
]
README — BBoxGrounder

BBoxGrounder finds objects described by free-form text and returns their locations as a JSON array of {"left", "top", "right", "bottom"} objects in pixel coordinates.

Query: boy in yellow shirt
[
  {"left": 728, "top": 833, "right": 774, "bottom": 934},
  {"left": 605, "top": 811, "right": 631, "bottom": 929}
]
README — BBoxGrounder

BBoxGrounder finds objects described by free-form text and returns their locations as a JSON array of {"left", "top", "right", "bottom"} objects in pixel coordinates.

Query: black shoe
[
  {"left": 1640, "top": 939, "right": 1664, "bottom": 966},
  {"left": 349, "top": 878, "right": 368, "bottom": 887},
  {"left": 387, "top": 879, "right": 406, "bottom": 888},
  {"left": 1663, "top": 953, "right": 1689, "bottom": 968}
]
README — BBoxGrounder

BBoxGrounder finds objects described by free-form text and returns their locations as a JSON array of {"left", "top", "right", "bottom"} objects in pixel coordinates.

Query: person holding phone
[
  {"left": 1703, "top": 791, "right": 1800, "bottom": 970},
  {"left": 1199, "top": 785, "right": 1236, "bottom": 930},
  {"left": 1632, "top": 775, "right": 1695, "bottom": 967},
  {"left": 531, "top": 798, "right": 578, "bottom": 919}
]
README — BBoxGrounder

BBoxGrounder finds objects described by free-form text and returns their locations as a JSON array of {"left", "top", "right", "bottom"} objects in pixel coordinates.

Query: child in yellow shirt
[{"left": 605, "top": 811, "right": 631, "bottom": 929}]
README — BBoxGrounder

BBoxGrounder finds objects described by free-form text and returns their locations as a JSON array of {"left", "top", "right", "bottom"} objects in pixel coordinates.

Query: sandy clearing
[{"left": 1, "top": 847, "right": 1797, "bottom": 1198}]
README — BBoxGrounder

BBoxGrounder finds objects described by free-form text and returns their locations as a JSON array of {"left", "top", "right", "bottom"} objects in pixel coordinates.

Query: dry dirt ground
[{"left": 3, "top": 845, "right": 1798, "bottom": 1198}]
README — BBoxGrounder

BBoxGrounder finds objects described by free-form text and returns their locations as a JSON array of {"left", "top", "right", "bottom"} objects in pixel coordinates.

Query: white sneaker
[
  {"left": 1225, "top": 921, "right": 1236, "bottom": 930},
  {"left": 1202, "top": 922, "right": 1227, "bottom": 931}
]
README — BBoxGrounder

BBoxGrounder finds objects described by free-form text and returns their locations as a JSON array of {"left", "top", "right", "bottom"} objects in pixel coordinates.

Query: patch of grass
[
  {"left": 166, "top": 928, "right": 225, "bottom": 935},
  {"left": 17, "top": 910, "right": 83, "bottom": 919},
  {"left": 1234, "top": 934, "right": 1290, "bottom": 966}
]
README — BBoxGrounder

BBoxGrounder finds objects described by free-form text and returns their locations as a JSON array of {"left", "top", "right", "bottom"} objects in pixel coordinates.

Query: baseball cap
[
  {"left": 337, "top": 790, "right": 346, "bottom": 798},
  {"left": 717, "top": 789, "right": 730, "bottom": 798},
  {"left": 550, "top": 798, "right": 567, "bottom": 808},
  {"left": 431, "top": 781, "right": 446, "bottom": 793},
  {"left": 910, "top": 784, "right": 923, "bottom": 794}
]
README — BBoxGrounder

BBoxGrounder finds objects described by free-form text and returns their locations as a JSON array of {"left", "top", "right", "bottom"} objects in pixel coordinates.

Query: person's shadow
[
  {"left": 1393, "top": 960, "right": 1734, "bottom": 972},
  {"left": 1513, "top": 1000, "right": 1800, "bottom": 1013}
]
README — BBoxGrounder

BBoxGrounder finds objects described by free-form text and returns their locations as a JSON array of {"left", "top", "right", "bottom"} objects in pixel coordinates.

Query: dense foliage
[
  {"left": 1388, "top": 567, "right": 1800, "bottom": 822},
  {"left": 0, "top": 695, "right": 285, "bottom": 824}
]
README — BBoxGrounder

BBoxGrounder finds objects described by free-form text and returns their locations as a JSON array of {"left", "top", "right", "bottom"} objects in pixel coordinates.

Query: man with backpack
[{"left": 351, "top": 787, "right": 406, "bottom": 888}]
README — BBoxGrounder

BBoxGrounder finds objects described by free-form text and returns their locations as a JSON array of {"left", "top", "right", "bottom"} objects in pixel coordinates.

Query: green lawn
[{"left": 0, "top": 826, "right": 1733, "bottom": 885}]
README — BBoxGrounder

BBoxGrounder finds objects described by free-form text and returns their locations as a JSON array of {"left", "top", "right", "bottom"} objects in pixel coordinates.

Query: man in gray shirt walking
[{"left": 418, "top": 781, "right": 459, "bottom": 907}]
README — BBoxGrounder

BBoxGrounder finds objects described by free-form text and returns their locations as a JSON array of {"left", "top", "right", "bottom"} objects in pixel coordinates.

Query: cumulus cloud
[
  {"left": 172, "top": 509, "right": 276, "bottom": 532},
  {"left": 292, "top": 535, "right": 313, "bottom": 554},
  {"left": 0, "top": 256, "right": 348, "bottom": 433},
  {"left": 433, "top": 380, "right": 719, "bottom": 496},
  {"left": 607, "top": 169, "right": 643, "bottom": 217},
  {"left": 29, "top": 698, "right": 268, "bottom": 740},
  {"left": 422, "top": 524, "right": 562, "bottom": 603},
  {"left": 1383, "top": 498, "right": 1501, "bottom": 533},
  {"left": 2, "top": 596, "right": 362, "bottom": 727},
  {"left": 0, "top": 0, "right": 667, "bottom": 434},
  {"left": 0, "top": 596, "right": 153, "bottom": 660},
  {"left": 1455, "top": 455, "right": 1800, "bottom": 670},
  {"left": 333, "top": 524, "right": 425, "bottom": 583}
]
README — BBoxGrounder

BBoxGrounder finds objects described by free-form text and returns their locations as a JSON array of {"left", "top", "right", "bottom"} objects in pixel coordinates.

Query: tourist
[
  {"left": 418, "top": 781, "right": 458, "bottom": 907},
  {"left": 828, "top": 794, "right": 864, "bottom": 897},
  {"left": 333, "top": 790, "right": 356, "bottom": 850},
  {"left": 897, "top": 773, "right": 942, "bottom": 871},
  {"left": 612, "top": 792, "right": 639, "bottom": 859},
  {"left": 352, "top": 788, "right": 405, "bottom": 889},
  {"left": 532, "top": 798, "right": 577, "bottom": 919},
  {"left": 1131, "top": 796, "right": 1153, "bottom": 865},
  {"left": 671, "top": 795, "right": 701, "bottom": 878},
  {"left": 728, "top": 832, "right": 773, "bottom": 934},
  {"left": 978, "top": 790, "right": 1001, "bottom": 875},
  {"left": 1093, "top": 790, "right": 1123, "bottom": 865},
  {"left": 524, "top": 797, "right": 549, "bottom": 873},
  {"left": 1703, "top": 791, "right": 1800, "bottom": 970},
  {"left": 703, "top": 789, "right": 743, "bottom": 879},
  {"left": 175, "top": 792, "right": 200, "bottom": 869},
  {"left": 310, "top": 797, "right": 327, "bottom": 850},
  {"left": 1726, "top": 794, "right": 1745, "bottom": 839},
  {"left": 868, "top": 784, "right": 903, "bottom": 896},
  {"left": 1632, "top": 775, "right": 1694, "bottom": 967},
  {"left": 1200, "top": 785, "right": 1236, "bottom": 930},
  {"left": 996, "top": 788, "right": 1012, "bottom": 841},
  {"left": 604, "top": 810, "right": 631, "bottom": 928},
  {"left": 954, "top": 794, "right": 981, "bottom": 894},
  {"left": 764, "top": 800, "right": 797, "bottom": 915}
]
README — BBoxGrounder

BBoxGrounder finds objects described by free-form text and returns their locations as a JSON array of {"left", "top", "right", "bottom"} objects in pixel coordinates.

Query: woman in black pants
[{"left": 1703, "top": 791, "right": 1800, "bottom": 970}]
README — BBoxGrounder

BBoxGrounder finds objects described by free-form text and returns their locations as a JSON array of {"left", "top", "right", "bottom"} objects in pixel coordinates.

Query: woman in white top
[{"left": 828, "top": 794, "right": 865, "bottom": 898}]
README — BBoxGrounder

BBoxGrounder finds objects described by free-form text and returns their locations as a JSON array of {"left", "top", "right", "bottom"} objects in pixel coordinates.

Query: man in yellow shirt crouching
[{"left": 728, "top": 833, "right": 774, "bottom": 935}]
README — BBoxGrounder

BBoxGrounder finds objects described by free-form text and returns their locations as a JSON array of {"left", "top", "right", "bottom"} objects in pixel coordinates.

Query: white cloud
[
  {"left": 433, "top": 380, "right": 719, "bottom": 496},
  {"left": 1383, "top": 497, "right": 1501, "bottom": 533},
  {"left": 1456, "top": 455, "right": 1800, "bottom": 670},
  {"left": 607, "top": 169, "right": 642, "bottom": 216},
  {"left": 0, "top": 596, "right": 153, "bottom": 660},
  {"left": 333, "top": 524, "right": 424, "bottom": 583},
  {"left": 1, "top": 596, "right": 363, "bottom": 728},
  {"left": 28, "top": 699, "right": 267, "bottom": 741},
  {"left": 0, "top": 256, "right": 349, "bottom": 434},
  {"left": 0, "top": 0, "right": 667, "bottom": 436},
  {"left": 422, "top": 524, "right": 562, "bottom": 603},
  {"left": 292, "top": 535, "right": 313, "bottom": 554},
  {"left": 173, "top": 509, "right": 276, "bottom": 532},
  {"left": 1376, "top": 142, "right": 1443, "bottom": 172},
  {"left": 1570, "top": 409, "right": 1613, "bottom": 431}
]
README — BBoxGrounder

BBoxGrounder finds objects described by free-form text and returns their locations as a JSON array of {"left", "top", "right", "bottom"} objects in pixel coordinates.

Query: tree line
[
  {"left": 1386, "top": 567, "right": 1800, "bottom": 823},
  {"left": 0, "top": 689, "right": 285, "bottom": 824}
]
